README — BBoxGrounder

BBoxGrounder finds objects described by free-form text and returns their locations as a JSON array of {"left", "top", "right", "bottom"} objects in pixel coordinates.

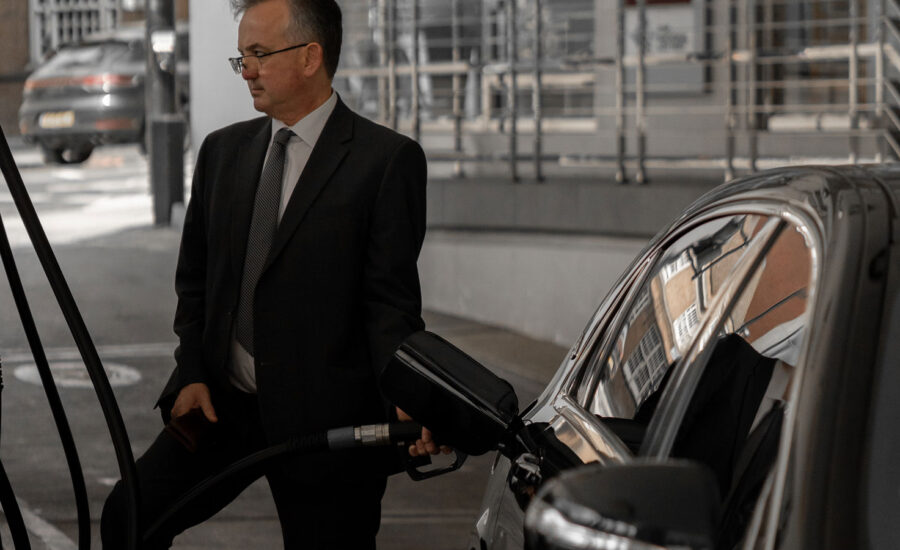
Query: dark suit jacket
[{"left": 159, "top": 97, "right": 427, "bottom": 478}]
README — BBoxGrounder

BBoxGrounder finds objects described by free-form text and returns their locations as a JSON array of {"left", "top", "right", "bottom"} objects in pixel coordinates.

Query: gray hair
[{"left": 231, "top": 0, "right": 342, "bottom": 79}]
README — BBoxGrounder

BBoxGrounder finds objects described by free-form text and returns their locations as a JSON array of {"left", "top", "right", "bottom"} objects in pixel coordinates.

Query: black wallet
[{"left": 165, "top": 408, "right": 218, "bottom": 453}]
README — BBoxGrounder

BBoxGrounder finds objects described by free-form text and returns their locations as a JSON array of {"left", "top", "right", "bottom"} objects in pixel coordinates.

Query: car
[
  {"left": 17, "top": 24, "right": 189, "bottom": 164},
  {"left": 382, "top": 164, "right": 899, "bottom": 550}
]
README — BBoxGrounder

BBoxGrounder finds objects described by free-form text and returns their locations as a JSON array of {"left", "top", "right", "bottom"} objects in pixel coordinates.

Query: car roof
[
  {"left": 669, "top": 163, "right": 900, "bottom": 243},
  {"left": 80, "top": 22, "right": 189, "bottom": 45}
]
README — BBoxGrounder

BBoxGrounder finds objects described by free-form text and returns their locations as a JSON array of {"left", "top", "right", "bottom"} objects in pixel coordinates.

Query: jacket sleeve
[
  {"left": 171, "top": 136, "right": 212, "bottom": 391},
  {"left": 363, "top": 137, "right": 428, "bottom": 377}
]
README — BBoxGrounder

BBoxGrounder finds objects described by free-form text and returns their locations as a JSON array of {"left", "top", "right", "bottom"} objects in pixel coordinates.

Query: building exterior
[
  {"left": 142, "top": 0, "right": 900, "bottom": 344},
  {"left": 0, "top": 0, "right": 32, "bottom": 137},
  {"left": 2, "top": 0, "right": 188, "bottom": 139}
]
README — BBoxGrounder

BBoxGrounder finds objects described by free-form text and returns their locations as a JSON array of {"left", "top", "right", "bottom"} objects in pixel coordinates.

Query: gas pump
[{"left": 0, "top": 124, "right": 468, "bottom": 549}]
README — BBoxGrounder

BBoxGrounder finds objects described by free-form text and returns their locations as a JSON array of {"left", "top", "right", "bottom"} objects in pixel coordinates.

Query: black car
[
  {"left": 18, "top": 24, "right": 188, "bottom": 164},
  {"left": 384, "top": 164, "right": 900, "bottom": 550}
]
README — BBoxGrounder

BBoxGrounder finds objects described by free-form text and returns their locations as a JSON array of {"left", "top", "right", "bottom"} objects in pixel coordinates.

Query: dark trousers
[{"left": 101, "top": 387, "right": 387, "bottom": 549}]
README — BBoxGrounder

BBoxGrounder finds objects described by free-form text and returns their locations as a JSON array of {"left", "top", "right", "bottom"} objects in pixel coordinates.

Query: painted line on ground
[
  {"left": 1, "top": 342, "right": 177, "bottom": 364},
  {"left": 7, "top": 497, "right": 78, "bottom": 550}
]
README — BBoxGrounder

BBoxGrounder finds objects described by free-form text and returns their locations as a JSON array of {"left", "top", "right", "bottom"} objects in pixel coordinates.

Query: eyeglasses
[{"left": 228, "top": 42, "right": 310, "bottom": 74}]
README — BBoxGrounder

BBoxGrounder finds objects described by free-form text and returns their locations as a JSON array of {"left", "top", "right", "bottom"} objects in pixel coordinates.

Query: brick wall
[{"left": 0, "top": 0, "right": 30, "bottom": 137}]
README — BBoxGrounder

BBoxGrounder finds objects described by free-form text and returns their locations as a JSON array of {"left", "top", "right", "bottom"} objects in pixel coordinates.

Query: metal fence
[
  {"left": 332, "top": 0, "right": 900, "bottom": 182},
  {"left": 27, "top": 0, "right": 121, "bottom": 64}
]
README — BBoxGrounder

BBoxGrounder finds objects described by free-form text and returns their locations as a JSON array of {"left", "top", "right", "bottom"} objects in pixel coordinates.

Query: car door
[{"left": 476, "top": 196, "right": 821, "bottom": 550}]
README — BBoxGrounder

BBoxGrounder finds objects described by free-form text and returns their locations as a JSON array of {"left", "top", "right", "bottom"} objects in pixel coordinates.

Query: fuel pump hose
[{"left": 143, "top": 421, "right": 424, "bottom": 542}]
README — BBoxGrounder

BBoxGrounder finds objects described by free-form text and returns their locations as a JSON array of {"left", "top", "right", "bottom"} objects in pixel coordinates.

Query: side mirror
[
  {"left": 379, "top": 331, "right": 520, "bottom": 456},
  {"left": 524, "top": 462, "right": 721, "bottom": 550}
]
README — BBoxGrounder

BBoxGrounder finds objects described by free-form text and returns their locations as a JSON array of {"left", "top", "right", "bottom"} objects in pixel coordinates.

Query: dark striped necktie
[{"left": 236, "top": 127, "right": 294, "bottom": 355}]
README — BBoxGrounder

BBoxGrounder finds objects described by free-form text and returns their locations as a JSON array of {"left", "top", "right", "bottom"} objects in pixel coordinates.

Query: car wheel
[
  {"left": 41, "top": 144, "right": 94, "bottom": 165},
  {"left": 40, "top": 145, "right": 65, "bottom": 164},
  {"left": 62, "top": 144, "right": 93, "bottom": 164}
]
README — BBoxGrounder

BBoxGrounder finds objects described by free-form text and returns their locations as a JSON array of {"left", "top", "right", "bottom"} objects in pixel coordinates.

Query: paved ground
[{"left": 0, "top": 144, "right": 567, "bottom": 549}]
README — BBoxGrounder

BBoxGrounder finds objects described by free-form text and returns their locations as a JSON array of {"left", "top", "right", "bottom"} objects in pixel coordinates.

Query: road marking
[
  {"left": 1, "top": 342, "right": 176, "bottom": 364},
  {"left": 14, "top": 361, "right": 142, "bottom": 388},
  {"left": 4, "top": 343, "right": 174, "bottom": 388},
  {"left": 1, "top": 498, "right": 78, "bottom": 550},
  {"left": 2, "top": 195, "right": 154, "bottom": 247},
  {"left": 54, "top": 169, "right": 86, "bottom": 181}
]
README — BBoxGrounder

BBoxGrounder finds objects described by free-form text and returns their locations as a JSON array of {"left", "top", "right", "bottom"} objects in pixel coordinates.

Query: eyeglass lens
[{"left": 231, "top": 55, "right": 260, "bottom": 74}]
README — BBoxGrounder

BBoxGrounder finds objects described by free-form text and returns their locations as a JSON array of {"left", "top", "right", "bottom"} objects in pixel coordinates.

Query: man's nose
[{"left": 241, "top": 64, "right": 257, "bottom": 80}]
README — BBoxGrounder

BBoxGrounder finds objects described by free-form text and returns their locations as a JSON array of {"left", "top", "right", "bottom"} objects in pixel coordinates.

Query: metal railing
[
  {"left": 332, "top": 0, "right": 900, "bottom": 183},
  {"left": 28, "top": 0, "right": 121, "bottom": 64}
]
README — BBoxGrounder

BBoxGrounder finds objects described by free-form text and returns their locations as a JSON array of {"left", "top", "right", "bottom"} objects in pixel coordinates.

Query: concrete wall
[
  {"left": 182, "top": 0, "right": 872, "bottom": 345},
  {"left": 183, "top": 0, "right": 716, "bottom": 346},
  {"left": 187, "top": 0, "right": 258, "bottom": 149},
  {"left": 420, "top": 230, "right": 647, "bottom": 345},
  {"left": 419, "top": 175, "right": 713, "bottom": 344},
  {"left": 426, "top": 176, "right": 717, "bottom": 236}
]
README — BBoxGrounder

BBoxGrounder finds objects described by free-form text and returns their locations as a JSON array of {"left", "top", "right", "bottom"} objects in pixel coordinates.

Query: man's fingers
[
  {"left": 169, "top": 383, "right": 217, "bottom": 422},
  {"left": 406, "top": 440, "right": 453, "bottom": 457},
  {"left": 199, "top": 398, "right": 218, "bottom": 423},
  {"left": 170, "top": 398, "right": 190, "bottom": 418},
  {"left": 419, "top": 427, "right": 442, "bottom": 455},
  {"left": 402, "top": 423, "right": 455, "bottom": 457},
  {"left": 396, "top": 407, "right": 413, "bottom": 422}
]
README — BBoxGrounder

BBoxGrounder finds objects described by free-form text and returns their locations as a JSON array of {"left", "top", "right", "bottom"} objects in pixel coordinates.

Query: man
[{"left": 101, "top": 0, "right": 436, "bottom": 547}]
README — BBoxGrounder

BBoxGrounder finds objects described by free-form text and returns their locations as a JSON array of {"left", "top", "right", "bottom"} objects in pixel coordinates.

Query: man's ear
[{"left": 303, "top": 42, "right": 325, "bottom": 77}]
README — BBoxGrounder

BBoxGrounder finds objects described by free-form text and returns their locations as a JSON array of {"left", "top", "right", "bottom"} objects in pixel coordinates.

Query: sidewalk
[{"left": 0, "top": 145, "right": 567, "bottom": 548}]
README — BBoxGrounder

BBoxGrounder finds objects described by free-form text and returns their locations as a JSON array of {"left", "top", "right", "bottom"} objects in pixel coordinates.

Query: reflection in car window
[
  {"left": 583, "top": 215, "right": 767, "bottom": 420},
  {"left": 665, "top": 221, "right": 813, "bottom": 549},
  {"left": 722, "top": 224, "right": 811, "bottom": 366},
  {"left": 569, "top": 210, "right": 815, "bottom": 548}
]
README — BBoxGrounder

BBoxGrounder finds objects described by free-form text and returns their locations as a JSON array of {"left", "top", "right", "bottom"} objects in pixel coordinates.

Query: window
[
  {"left": 578, "top": 214, "right": 769, "bottom": 421},
  {"left": 29, "top": 0, "right": 120, "bottom": 63},
  {"left": 558, "top": 210, "right": 815, "bottom": 546},
  {"left": 663, "top": 217, "right": 812, "bottom": 468}
]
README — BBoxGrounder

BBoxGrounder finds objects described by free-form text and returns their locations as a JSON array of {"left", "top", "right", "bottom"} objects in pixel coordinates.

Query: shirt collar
[{"left": 271, "top": 90, "right": 337, "bottom": 147}]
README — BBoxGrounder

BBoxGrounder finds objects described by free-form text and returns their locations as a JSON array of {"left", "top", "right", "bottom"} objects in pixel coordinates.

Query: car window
[
  {"left": 665, "top": 218, "right": 811, "bottom": 465},
  {"left": 565, "top": 210, "right": 814, "bottom": 546},
  {"left": 579, "top": 214, "right": 769, "bottom": 421},
  {"left": 648, "top": 216, "right": 815, "bottom": 549}
]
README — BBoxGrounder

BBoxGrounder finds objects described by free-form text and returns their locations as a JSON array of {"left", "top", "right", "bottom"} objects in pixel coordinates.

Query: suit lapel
[
  {"left": 230, "top": 118, "right": 272, "bottom": 281},
  {"left": 263, "top": 98, "right": 353, "bottom": 272}
]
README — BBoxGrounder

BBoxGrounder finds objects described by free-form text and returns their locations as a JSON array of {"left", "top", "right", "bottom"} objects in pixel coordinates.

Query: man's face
[{"left": 237, "top": 0, "right": 307, "bottom": 119}]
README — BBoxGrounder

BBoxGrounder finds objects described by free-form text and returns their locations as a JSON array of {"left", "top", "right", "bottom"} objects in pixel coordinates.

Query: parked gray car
[
  {"left": 383, "top": 164, "right": 899, "bottom": 550},
  {"left": 18, "top": 24, "right": 188, "bottom": 164}
]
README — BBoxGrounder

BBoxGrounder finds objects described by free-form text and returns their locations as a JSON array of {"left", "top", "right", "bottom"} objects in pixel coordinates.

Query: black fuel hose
[
  {"left": 0, "top": 175, "right": 91, "bottom": 550},
  {"left": 0, "top": 459, "right": 31, "bottom": 549},
  {"left": 0, "top": 355, "right": 31, "bottom": 549},
  {"left": 0, "top": 124, "right": 140, "bottom": 549},
  {"left": 143, "top": 421, "right": 424, "bottom": 542}
]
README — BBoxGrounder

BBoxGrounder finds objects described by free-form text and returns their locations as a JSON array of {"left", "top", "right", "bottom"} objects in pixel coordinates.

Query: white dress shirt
[{"left": 228, "top": 91, "right": 338, "bottom": 393}]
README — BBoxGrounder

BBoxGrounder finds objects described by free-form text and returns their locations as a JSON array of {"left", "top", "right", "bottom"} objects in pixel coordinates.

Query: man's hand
[
  {"left": 171, "top": 383, "right": 218, "bottom": 422},
  {"left": 395, "top": 407, "right": 451, "bottom": 457}
]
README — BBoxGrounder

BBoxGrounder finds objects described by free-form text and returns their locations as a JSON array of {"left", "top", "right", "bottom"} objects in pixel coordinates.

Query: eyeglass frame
[{"left": 228, "top": 42, "right": 311, "bottom": 74}]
